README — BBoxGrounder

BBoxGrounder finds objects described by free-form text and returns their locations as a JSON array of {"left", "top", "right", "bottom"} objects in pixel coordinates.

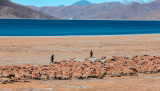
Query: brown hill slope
[
  {"left": 134, "top": 9, "right": 160, "bottom": 20},
  {"left": 91, "top": 2, "right": 152, "bottom": 20},
  {"left": 0, "top": 0, "right": 57, "bottom": 19},
  {"left": 144, "top": 0, "right": 160, "bottom": 10},
  {"left": 132, "top": 0, "right": 160, "bottom": 20}
]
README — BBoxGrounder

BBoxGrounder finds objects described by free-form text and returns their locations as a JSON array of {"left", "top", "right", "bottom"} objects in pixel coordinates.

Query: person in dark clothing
[
  {"left": 90, "top": 50, "right": 93, "bottom": 58},
  {"left": 51, "top": 54, "right": 54, "bottom": 63}
]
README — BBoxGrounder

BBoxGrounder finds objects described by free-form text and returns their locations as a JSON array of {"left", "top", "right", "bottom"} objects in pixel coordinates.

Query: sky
[{"left": 10, "top": 0, "right": 148, "bottom": 7}]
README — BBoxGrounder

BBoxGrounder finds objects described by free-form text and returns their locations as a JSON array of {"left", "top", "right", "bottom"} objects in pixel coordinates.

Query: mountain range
[
  {"left": 0, "top": 0, "right": 57, "bottom": 19},
  {"left": 0, "top": 0, "right": 160, "bottom": 20},
  {"left": 27, "top": 0, "right": 160, "bottom": 20}
]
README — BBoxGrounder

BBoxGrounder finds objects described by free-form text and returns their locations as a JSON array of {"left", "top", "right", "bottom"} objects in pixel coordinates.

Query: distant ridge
[
  {"left": 0, "top": 0, "right": 57, "bottom": 19},
  {"left": 71, "top": 0, "right": 92, "bottom": 6},
  {"left": 57, "top": 4, "right": 65, "bottom": 7}
]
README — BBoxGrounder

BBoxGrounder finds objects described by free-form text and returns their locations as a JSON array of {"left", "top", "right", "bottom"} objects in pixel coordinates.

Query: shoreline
[
  {"left": 0, "top": 34, "right": 160, "bottom": 38},
  {"left": 1, "top": 19, "right": 160, "bottom": 21}
]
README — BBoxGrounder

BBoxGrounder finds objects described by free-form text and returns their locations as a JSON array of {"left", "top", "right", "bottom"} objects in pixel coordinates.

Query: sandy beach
[{"left": 1, "top": 34, "right": 160, "bottom": 90}]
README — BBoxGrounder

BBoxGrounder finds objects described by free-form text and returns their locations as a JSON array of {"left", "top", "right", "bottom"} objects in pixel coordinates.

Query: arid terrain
[
  {"left": 0, "top": 34, "right": 160, "bottom": 91},
  {"left": 1, "top": 34, "right": 160, "bottom": 65}
]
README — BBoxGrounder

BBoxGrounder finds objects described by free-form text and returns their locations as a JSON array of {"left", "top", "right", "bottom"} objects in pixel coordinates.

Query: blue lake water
[{"left": 0, "top": 19, "right": 160, "bottom": 36}]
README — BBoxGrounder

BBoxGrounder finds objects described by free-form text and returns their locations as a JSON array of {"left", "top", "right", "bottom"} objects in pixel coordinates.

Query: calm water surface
[{"left": 0, "top": 19, "right": 160, "bottom": 36}]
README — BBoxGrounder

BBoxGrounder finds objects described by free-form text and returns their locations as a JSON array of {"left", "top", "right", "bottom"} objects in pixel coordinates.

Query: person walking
[
  {"left": 51, "top": 54, "right": 54, "bottom": 63},
  {"left": 90, "top": 50, "right": 93, "bottom": 58}
]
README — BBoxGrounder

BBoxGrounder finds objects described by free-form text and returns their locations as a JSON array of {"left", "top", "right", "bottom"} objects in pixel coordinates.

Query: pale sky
[{"left": 10, "top": 0, "right": 148, "bottom": 7}]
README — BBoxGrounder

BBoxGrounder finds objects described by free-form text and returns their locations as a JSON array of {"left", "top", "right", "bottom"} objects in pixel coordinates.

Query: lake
[{"left": 0, "top": 19, "right": 160, "bottom": 36}]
